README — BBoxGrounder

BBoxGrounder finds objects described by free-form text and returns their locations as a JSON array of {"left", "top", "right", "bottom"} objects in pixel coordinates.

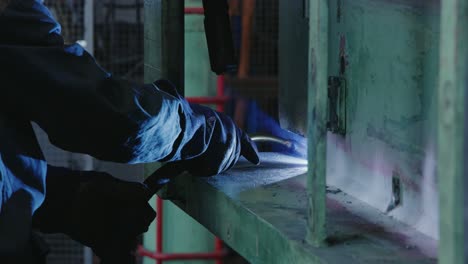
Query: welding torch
[{"left": 143, "top": 134, "right": 305, "bottom": 196}]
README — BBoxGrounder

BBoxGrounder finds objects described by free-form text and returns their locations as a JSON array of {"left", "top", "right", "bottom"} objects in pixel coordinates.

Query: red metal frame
[
  {"left": 138, "top": 9, "right": 230, "bottom": 262},
  {"left": 184, "top": 7, "right": 204, "bottom": 14},
  {"left": 186, "top": 96, "right": 229, "bottom": 106}
]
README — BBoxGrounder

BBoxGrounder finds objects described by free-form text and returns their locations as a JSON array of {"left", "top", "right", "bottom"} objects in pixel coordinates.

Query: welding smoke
[{"left": 415, "top": 143, "right": 439, "bottom": 239}]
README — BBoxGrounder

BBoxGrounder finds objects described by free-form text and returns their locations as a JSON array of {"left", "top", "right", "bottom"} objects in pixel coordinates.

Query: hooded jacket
[{"left": 0, "top": 0, "right": 217, "bottom": 260}]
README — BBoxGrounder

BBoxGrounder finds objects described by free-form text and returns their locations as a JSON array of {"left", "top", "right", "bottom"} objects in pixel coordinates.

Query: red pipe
[
  {"left": 156, "top": 197, "right": 163, "bottom": 264},
  {"left": 186, "top": 77, "right": 228, "bottom": 107},
  {"left": 187, "top": 96, "right": 229, "bottom": 105},
  {"left": 215, "top": 238, "right": 224, "bottom": 264},
  {"left": 184, "top": 7, "right": 204, "bottom": 14},
  {"left": 138, "top": 246, "right": 227, "bottom": 261}
]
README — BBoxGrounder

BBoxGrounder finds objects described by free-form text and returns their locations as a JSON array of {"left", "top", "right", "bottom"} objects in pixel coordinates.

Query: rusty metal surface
[
  {"left": 323, "top": 0, "right": 441, "bottom": 241},
  {"left": 166, "top": 153, "right": 436, "bottom": 264},
  {"left": 279, "top": 0, "right": 443, "bottom": 243}
]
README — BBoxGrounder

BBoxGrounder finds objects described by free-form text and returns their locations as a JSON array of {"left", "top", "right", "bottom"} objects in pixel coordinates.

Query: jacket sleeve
[{"left": 0, "top": 0, "right": 213, "bottom": 163}]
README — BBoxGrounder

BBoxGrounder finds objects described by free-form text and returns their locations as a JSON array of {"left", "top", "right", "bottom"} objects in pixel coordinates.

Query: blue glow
[{"left": 240, "top": 101, "right": 307, "bottom": 158}]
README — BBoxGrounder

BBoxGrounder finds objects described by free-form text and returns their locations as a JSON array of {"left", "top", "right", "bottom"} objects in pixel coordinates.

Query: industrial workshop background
[{"left": 35, "top": 0, "right": 279, "bottom": 263}]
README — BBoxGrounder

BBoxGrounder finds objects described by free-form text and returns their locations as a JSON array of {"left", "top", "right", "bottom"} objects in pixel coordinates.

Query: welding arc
[{"left": 250, "top": 134, "right": 293, "bottom": 149}]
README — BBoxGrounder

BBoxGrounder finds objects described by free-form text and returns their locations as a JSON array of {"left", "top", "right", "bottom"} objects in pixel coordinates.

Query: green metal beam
[
  {"left": 143, "top": 1, "right": 220, "bottom": 263},
  {"left": 437, "top": 0, "right": 467, "bottom": 262},
  {"left": 160, "top": 1, "right": 217, "bottom": 262},
  {"left": 165, "top": 153, "right": 436, "bottom": 264},
  {"left": 307, "top": 0, "right": 329, "bottom": 246},
  {"left": 144, "top": 0, "right": 184, "bottom": 89},
  {"left": 278, "top": 0, "right": 309, "bottom": 135}
]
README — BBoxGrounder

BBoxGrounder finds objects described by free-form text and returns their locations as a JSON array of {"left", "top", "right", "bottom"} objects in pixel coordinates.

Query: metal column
[
  {"left": 144, "top": 0, "right": 184, "bottom": 89},
  {"left": 437, "top": 0, "right": 467, "bottom": 262},
  {"left": 143, "top": 1, "right": 217, "bottom": 263},
  {"left": 306, "top": 0, "right": 328, "bottom": 246}
]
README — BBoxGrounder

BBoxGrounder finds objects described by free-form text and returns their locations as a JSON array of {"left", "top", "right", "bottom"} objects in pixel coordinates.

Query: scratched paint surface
[
  {"left": 324, "top": 0, "right": 440, "bottom": 240},
  {"left": 167, "top": 153, "right": 436, "bottom": 263}
]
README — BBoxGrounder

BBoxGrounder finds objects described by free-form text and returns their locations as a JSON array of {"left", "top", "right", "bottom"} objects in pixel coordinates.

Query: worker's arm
[
  {"left": 1, "top": 42, "right": 210, "bottom": 164},
  {"left": 0, "top": 0, "right": 259, "bottom": 170}
]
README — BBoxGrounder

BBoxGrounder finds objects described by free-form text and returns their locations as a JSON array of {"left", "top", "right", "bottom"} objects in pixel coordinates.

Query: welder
[{"left": 0, "top": 0, "right": 260, "bottom": 263}]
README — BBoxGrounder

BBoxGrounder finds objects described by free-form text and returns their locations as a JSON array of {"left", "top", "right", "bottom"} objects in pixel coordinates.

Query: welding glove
[
  {"left": 33, "top": 166, "right": 156, "bottom": 262},
  {"left": 154, "top": 80, "right": 260, "bottom": 177}
]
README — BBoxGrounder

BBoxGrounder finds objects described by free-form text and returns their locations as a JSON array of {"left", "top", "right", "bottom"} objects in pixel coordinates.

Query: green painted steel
[
  {"left": 278, "top": 0, "right": 309, "bottom": 135},
  {"left": 160, "top": 203, "right": 215, "bottom": 264},
  {"left": 143, "top": 0, "right": 171, "bottom": 261},
  {"left": 185, "top": 0, "right": 217, "bottom": 98},
  {"left": 160, "top": 1, "right": 217, "bottom": 263},
  {"left": 143, "top": 1, "right": 217, "bottom": 263},
  {"left": 165, "top": 153, "right": 436, "bottom": 264},
  {"left": 324, "top": 0, "right": 441, "bottom": 240},
  {"left": 437, "top": 0, "right": 467, "bottom": 262},
  {"left": 144, "top": 0, "right": 184, "bottom": 90},
  {"left": 307, "top": 0, "right": 329, "bottom": 246}
]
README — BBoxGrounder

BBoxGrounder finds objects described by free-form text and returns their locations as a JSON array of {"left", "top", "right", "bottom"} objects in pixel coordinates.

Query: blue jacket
[{"left": 0, "top": 0, "right": 214, "bottom": 259}]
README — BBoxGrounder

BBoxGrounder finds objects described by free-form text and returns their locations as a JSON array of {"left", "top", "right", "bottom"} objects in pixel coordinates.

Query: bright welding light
[
  {"left": 251, "top": 132, "right": 308, "bottom": 160},
  {"left": 240, "top": 100, "right": 308, "bottom": 159},
  {"left": 282, "top": 155, "right": 308, "bottom": 166}
]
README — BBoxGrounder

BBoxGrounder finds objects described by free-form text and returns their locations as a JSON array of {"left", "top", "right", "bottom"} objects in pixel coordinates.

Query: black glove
[
  {"left": 33, "top": 167, "right": 156, "bottom": 263},
  {"left": 170, "top": 104, "right": 259, "bottom": 176},
  {"left": 154, "top": 80, "right": 260, "bottom": 177}
]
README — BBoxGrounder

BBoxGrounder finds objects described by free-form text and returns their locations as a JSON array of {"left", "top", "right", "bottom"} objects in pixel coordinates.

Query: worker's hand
[
  {"left": 33, "top": 167, "right": 155, "bottom": 263},
  {"left": 154, "top": 79, "right": 259, "bottom": 177},
  {"left": 65, "top": 175, "right": 156, "bottom": 262},
  {"left": 182, "top": 103, "right": 260, "bottom": 176},
  {"left": 154, "top": 105, "right": 260, "bottom": 178}
]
